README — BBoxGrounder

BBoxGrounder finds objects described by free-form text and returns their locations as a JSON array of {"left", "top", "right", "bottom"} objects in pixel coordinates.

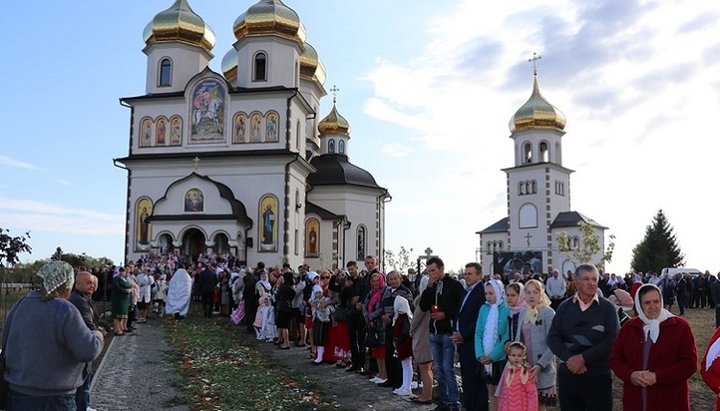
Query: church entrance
[
  {"left": 214, "top": 233, "right": 229, "bottom": 254},
  {"left": 182, "top": 229, "right": 205, "bottom": 261}
]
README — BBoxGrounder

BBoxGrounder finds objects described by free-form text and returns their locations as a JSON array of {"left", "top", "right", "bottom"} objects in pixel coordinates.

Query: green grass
[{"left": 163, "top": 306, "right": 341, "bottom": 411}]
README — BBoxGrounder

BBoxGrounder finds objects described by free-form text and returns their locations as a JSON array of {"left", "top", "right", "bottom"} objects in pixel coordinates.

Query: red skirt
[
  {"left": 323, "top": 320, "right": 350, "bottom": 361},
  {"left": 305, "top": 313, "right": 314, "bottom": 329},
  {"left": 371, "top": 345, "right": 386, "bottom": 359}
]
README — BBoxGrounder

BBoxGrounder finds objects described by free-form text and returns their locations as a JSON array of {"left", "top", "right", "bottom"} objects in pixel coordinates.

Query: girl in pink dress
[{"left": 497, "top": 342, "right": 538, "bottom": 411}]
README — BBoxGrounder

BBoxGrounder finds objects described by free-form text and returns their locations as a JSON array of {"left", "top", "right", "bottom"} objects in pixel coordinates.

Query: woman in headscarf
[
  {"left": 610, "top": 283, "right": 697, "bottom": 411},
  {"left": 505, "top": 282, "right": 526, "bottom": 352},
  {"left": 513, "top": 279, "right": 557, "bottom": 410},
  {"left": 475, "top": 279, "right": 510, "bottom": 411},
  {"left": 3, "top": 261, "right": 104, "bottom": 410},
  {"left": 363, "top": 272, "right": 388, "bottom": 384},
  {"left": 391, "top": 295, "right": 414, "bottom": 396}
]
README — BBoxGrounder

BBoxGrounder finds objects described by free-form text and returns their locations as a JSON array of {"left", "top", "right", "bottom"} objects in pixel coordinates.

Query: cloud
[
  {"left": 0, "top": 198, "right": 122, "bottom": 236},
  {"left": 0, "top": 155, "right": 37, "bottom": 170},
  {"left": 381, "top": 143, "right": 412, "bottom": 158},
  {"left": 677, "top": 10, "right": 719, "bottom": 34}
]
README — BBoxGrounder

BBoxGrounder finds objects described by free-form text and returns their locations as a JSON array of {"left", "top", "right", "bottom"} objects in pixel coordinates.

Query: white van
[{"left": 661, "top": 267, "right": 702, "bottom": 277}]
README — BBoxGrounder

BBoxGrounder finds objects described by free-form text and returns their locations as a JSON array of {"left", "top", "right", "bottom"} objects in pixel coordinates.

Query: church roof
[
  {"left": 550, "top": 211, "right": 607, "bottom": 229},
  {"left": 308, "top": 154, "right": 385, "bottom": 191},
  {"left": 305, "top": 201, "right": 343, "bottom": 220},
  {"left": 477, "top": 217, "right": 509, "bottom": 234}
]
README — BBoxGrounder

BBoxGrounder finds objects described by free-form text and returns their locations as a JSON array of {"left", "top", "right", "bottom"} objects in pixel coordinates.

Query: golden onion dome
[
  {"left": 300, "top": 43, "right": 327, "bottom": 86},
  {"left": 233, "top": 0, "right": 307, "bottom": 46},
  {"left": 221, "top": 49, "right": 238, "bottom": 81},
  {"left": 318, "top": 104, "right": 351, "bottom": 137},
  {"left": 509, "top": 76, "right": 566, "bottom": 132},
  {"left": 143, "top": 0, "right": 216, "bottom": 53}
]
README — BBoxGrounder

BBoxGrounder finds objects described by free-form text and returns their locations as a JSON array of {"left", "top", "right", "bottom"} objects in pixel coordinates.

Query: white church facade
[
  {"left": 477, "top": 66, "right": 606, "bottom": 276},
  {"left": 115, "top": 0, "right": 389, "bottom": 269}
]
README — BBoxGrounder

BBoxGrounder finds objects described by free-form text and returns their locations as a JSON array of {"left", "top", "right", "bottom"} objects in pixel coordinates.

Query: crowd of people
[{"left": 6, "top": 253, "right": 720, "bottom": 411}]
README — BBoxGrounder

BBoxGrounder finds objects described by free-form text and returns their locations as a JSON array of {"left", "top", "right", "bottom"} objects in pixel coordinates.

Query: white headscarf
[
  {"left": 634, "top": 283, "right": 673, "bottom": 343},
  {"left": 393, "top": 295, "right": 413, "bottom": 325},
  {"left": 482, "top": 279, "right": 505, "bottom": 373}
]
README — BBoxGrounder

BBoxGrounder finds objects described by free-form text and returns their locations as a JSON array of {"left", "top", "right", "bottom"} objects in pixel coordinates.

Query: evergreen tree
[{"left": 631, "top": 209, "right": 684, "bottom": 274}]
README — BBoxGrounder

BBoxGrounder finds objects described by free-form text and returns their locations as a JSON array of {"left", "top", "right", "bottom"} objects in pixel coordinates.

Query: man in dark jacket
[
  {"left": 711, "top": 274, "right": 720, "bottom": 328},
  {"left": 199, "top": 264, "right": 217, "bottom": 317},
  {"left": 69, "top": 271, "right": 101, "bottom": 411},
  {"left": 420, "top": 256, "right": 464, "bottom": 411}
]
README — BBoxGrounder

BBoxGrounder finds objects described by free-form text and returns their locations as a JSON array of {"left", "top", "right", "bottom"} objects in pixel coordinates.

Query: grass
[{"left": 163, "top": 306, "right": 341, "bottom": 411}]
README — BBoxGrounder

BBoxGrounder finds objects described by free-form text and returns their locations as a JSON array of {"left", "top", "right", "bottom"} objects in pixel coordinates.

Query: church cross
[
  {"left": 525, "top": 232, "right": 532, "bottom": 247},
  {"left": 528, "top": 52, "right": 542, "bottom": 76},
  {"left": 419, "top": 247, "right": 434, "bottom": 261},
  {"left": 193, "top": 156, "right": 200, "bottom": 172},
  {"left": 330, "top": 84, "right": 340, "bottom": 104}
]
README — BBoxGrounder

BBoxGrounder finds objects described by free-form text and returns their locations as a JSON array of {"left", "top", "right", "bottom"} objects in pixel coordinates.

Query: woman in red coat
[
  {"left": 701, "top": 325, "right": 720, "bottom": 411},
  {"left": 610, "top": 283, "right": 697, "bottom": 411}
]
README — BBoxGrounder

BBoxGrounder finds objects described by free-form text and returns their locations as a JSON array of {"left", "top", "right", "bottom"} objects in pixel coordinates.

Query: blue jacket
[{"left": 474, "top": 302, "right": 510, "bottom": 362}]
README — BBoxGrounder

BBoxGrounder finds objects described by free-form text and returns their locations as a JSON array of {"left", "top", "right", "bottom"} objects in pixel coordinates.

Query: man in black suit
[
  {"left": 199, "top": 264, "right": 218, "bottom": 317},
  {"left": 452, "top": 262, "right": 488, "bottom": 411}
]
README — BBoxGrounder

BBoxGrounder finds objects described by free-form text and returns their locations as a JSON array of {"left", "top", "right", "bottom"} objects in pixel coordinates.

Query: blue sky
[{"left": 1, "top": 1, "right": 719, "bottom": 273}]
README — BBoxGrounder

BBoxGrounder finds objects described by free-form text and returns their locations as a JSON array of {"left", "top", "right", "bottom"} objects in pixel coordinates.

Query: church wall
[
  {"left": 235, "top": 37, "right": 301, "bottom": 89},
  {"left": 302, "top": 213, "right": 338, "bottom": 272},
  {"left": 550, "top": 226, "right": 605, "bottom": 274},
  {"left": 511, "top": 129, "right": 564, "bottom": 166},
  {"left": 144, "top": 43, "right": 211, "bottom": 94},
  {"left": 479, "top": 232, "right": 509, "bottom": 277},
  {"left": 507, "top": 167, "right": 548, "bottom": 253}
]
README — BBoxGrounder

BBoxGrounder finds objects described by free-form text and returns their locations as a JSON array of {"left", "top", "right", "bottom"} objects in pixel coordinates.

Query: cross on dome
[
  {"left": 528, "top": 52, "right": 542, "bottom": 77},
  {"left": 330, "top": 84, "right": 340, "bottom": 104}
]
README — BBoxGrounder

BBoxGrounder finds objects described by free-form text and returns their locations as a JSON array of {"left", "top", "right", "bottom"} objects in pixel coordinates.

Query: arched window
[
  {"left": 295, "top": 120, "right": 301, "bottom": 151},
  {"left": 328, "top": 139, "right": 336, "bottom": 153},
  {"left": 339, "top": 139, "right": 345, "bottom": 154},
  {"left": 524, "top": 142, "right": 533, "bottom": 163},
  {"left": 357, "top": 226, "right": 367, "bottom": 260},
  {"left": 519, "top": 181, "right": 525, "bottom": 195},
  {"left": 295, "top": 189, "right": 300, "bottom": 214},
  {"left": 498, "top": 241, "right": 504, "bottom": 250},
  {"left": 253, "top": 52, "right": 267, "bottom": 82},
  {"left": 159, "top": 58, "right": 172, "bottom": 87},
  {"left": 540, "top": 141, "right": 549, "bottom": 162},
  {"left": 519, "top": 203, "right": 538, "bottom": 228},
  {"left": 572, "top": 236, "right": 579, "bottom": 249},
  {"left": 531, "top": 180, "right": 537, "bottom": 194}
]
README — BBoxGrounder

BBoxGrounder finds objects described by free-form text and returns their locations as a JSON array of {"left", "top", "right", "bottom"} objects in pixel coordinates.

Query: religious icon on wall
[
  {"left": 250, "top": 112, "right": 262, "bottom": 142},
  {"left": 140, "top": 117, "right": 153, "bottom": 147},
  {"left": 258, "top": 194, "right": 278, "bottom": 252},
  {"left": 233, "top": 112, "right": 247, "bottom": 143},
  {"left": 156, "top": 117, "right": 167, "bottom": 145},
  {"left": 184, "top": 188, "right": 204, "bottom": 212},
  {"left": 189, "top": 78, "right": 226, "bottom": 143},
  {"left": 170, "top": 116, "right": 182, "bottom": 145},
  {"left": 135, "top": 197, "right": 153, "bottom": 249},
  {"left": 266, "top": 112, "right": 279, "bottom": 142},
  {"left": 305, "top": 218, "right": 319, "bottom": 258}
]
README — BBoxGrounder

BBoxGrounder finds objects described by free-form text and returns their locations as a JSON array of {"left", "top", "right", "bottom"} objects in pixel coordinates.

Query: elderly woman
[
  {"left": 3, "top": 261, "right": 104, "bottom": 410},
  {"left": 610, "top": 283, "right": 697, "bottom": 411},
  {"left": 111, "top": 266, "right": 133, "bottom": 335}
]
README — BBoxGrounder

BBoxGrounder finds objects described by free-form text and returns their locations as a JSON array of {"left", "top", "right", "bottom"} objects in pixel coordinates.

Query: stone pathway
[{"left": 90, "top": 317, "right": 188, "bottom": 411}]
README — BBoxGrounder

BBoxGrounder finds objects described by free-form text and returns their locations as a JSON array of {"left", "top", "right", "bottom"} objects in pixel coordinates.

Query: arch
[
  {"left": 519, "top": 181, "right": 525, "bottom": 195},
  {"left": 258, "top": 194, "right": 279, "bottom": 252},
  {"left": 155, "top": 116, "right": 168, "bottom": 146},
  {"left": 169, "top": 116, "right": 183, "bottom": 146},
  {"left": 265, "top": 110, "right": 279, "bottom": 142},
  {"left": 253, "top": 51, "right": 268, "bottom": 82},
  {"left": 328, "top": 139, "right": 336, "bottom": 153},
  {"left": 139, "top": 117, "right": 153, "bottom": 147},
  {"left": 213, "top": 231, "right": 230, "bottom": 254},
  {"left": 539, "top": 141, "right": 549, "bottom": 162},
  {"left": 523, "top": 142, "right": 533, "bottom": 163},
  {"left": 498, "top": 241, "right": 504, "bottom": 250},
  {"left": 339, "top": 139, "right": 345, "bottom": 154},
  {"left": 184, "top": 188, "right": 204, "bottom": 212},
  {"left": 181, "top": 227, "right": 207, "bottom": 260},
  {"left": 305, "top": 218, "right": 320, "bottom": 257},
  {"left": 531, "top": 180, "right": 537, "bottom": 194},
  {"left": 572, "top": 236, "right": 579, "bottom": 250},
  {"left": 518, "top": 203, "right": 538, "bottom": 228},
  {"left": 249, "top": 111, "right": 263, "bottom": 142},
  {"left": 356, "top": 225, "right": 367, "bottom": 260},
  {"left": 189, "top": 78, "right": 226, "bottom": 143},
  {"left": 135, "top": 197, "right": 153, "bottom": 249},
  {"left": 486, "top": 241, "right": 493, "bottom": 254},
  {"left": 158, "top": 57, "right": 173, "bottom": 87},
  {"left": 233, "top": 112, "right": 247, "bottom": 143},
  {"left": 157, "top": 232, "right": 174, "bottom": 254},
  {"left": 561, "top": 259, "right": 576, "bottom": 276}
]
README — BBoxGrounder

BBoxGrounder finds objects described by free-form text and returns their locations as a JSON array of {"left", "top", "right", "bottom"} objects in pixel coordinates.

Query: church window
[
  {"left": 519, "top": 203, "right": 538, "bottom": 228},
  {"left": 498, "top": 241, "right": 504, "bottom": 250},
  {"left": 328, "top": 139, "right": 336, "bottom": 153},
  {"left": 357, "top": 225, "right": 367, "bottom": 260},
  {"left": 253, "top": 51, "right": 267, "bottom": 82},
  {"left": 524, "top": 142, "right": 532, "bottom": 163},
  {"left": 294, "top": 229, "right": 299, "bottom": 255},
  {"left": 572, "top": 236, "right": 579, "bottom": 250},
  {"left": 296, "top": 120, "right": 301, "bottom": 151},
  {"left": 159, "top": 58, "right": 172, "bottom": 87},
  {"left": 519, "top": 181, "right": 525, "bottom": 195},
  {"left": 531, "top": 180, "right": 537, "bottom": 194},
  {"left": 555, "top": 181, "right": 565, "bottom": 196},
  {"left": 540, "top": 141, "right": 549, "bottom": 162},
  {"left": 339, "top": 139, "right": 345, "bottom": 154},
  {"left": 486, "top": 241, "right": 493, "bottom": 254},
  {"left": 295, "top": 189, "right": 300, "bottom": 213}
]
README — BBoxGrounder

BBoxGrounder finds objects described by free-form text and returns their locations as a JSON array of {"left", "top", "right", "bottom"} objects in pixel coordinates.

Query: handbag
[
  {"left": 363, "top": 329, "right": 380, "bottom": 347},
  {"left": 332, "top": 307, "right": 347, "bottom": 323}
]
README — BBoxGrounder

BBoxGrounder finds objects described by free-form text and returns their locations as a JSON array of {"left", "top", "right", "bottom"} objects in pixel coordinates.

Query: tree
[
  {"left": 0, "top": 228, "right": 32, "bottom": 268},
  {"left": 383, "top": 246, "right": 415, "bottom": 274},
  {"left": 631, "top": 209, "right": 684, "bottom": 274},
  {"left": 556, "top": 222, "right": 615, "bottom": 270}
]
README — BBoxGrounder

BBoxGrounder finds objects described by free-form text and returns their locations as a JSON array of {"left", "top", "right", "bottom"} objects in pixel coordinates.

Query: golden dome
[
  {"left": 221, "top": 49, "right": 238, "bottom": 81},
  {"left": 143, "top": 0, "right": 216, "bottom": 53},
  {"left": 233, "top": 0, "right": 307, "bottom": 46},
  {"left": 300, "top": 43, "right": 326, "bottom": 86},
  {"left": 318, "top": 104, "right": 351, "bottom": 137},
  {"left": 510, "top": 76, "right": 566, "bottom": 132}
]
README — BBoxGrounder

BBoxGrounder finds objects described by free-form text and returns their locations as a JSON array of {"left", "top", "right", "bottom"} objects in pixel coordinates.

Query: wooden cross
[
  {"left": 193, "top": 156, "right": 200, "bottom": 172},
  {"left": 525, "top": 232, "right": 532, "bottom": 247},
  {"left": 330, "top": 84, "right": 340, "bottom": 104},
  {"left": 528, "top": 52, "right": 542, "bottom": 76}
]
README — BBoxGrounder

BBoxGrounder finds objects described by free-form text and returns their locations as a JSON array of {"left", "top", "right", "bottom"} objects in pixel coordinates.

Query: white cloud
[
  {"left": 0, "top": 198, "right": 122, "bottom": 236},
  {"left": 381, "top": 143, "right": 413, "bottom": 158},
  {"left": 0, "top": 155, "right": 37, "bottom": 170}
]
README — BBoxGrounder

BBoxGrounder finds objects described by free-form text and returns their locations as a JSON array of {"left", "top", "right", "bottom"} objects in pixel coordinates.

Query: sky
[{"left": 1, "top": 0, "right": 719, "bottom": 273}]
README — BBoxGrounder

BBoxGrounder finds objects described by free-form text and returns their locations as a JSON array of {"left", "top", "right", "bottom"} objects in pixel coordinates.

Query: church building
[
  {"left": 115, "top": 0, "right": 389, "bottom": 269},
  {"left": 476, "top": 62, "right": 606, "bottom": 276}
]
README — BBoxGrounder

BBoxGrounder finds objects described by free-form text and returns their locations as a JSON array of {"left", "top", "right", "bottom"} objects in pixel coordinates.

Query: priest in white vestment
[{"left": 166, "top": 264, "right": 193, "bottom": 318}]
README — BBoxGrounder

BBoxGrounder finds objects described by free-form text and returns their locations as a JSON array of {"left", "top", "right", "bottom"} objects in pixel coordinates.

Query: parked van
[{"left": 661, "top": 267, "right": 702, "bottom": 278}]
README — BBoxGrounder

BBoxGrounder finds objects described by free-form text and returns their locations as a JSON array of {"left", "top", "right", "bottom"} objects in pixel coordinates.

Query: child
[
  {"left": 310, "top": 284, "right": 332, "bottom": 364},
  {"left": 392, "top": 295, "right": 413, "bottom": 396},
  {"left": 497, "top": 342, "right": 538, "bottom": 411}
]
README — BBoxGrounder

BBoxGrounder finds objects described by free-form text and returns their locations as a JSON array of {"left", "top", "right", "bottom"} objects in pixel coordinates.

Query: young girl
[
  {"left": 505, "top": 282, "right": 526, "bottom": 351},
  {"left": 497, "top": 342, "right": 538, "bottom": 411},
  {"left": 392, "top": 295, "right": 413, "bottom": 396},
  {"left": 310, "top": 284, "right": 332, "bottom": 364},
  {"left": 475, "top": 279, "right": 510, "bottom": 411}
]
